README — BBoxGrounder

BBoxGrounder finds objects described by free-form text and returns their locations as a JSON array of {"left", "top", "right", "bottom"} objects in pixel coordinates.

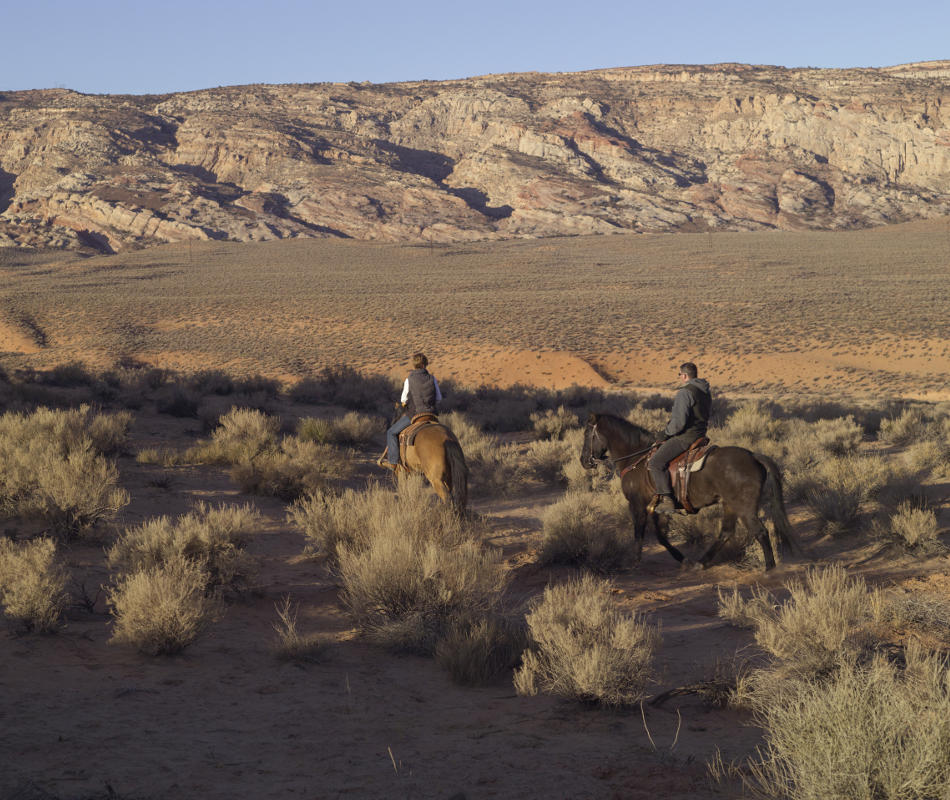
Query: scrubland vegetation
[{"left": 0, "top": 357, "right": 947, "bottom": 799}]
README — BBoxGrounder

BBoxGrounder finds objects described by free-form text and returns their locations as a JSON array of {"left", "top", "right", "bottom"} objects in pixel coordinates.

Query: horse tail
[
  {"left": 445, "top": 439, "right": 469, "bottom": 513},
  {"left": 754, "top": 453, "right": 808, "bottom": 558}
]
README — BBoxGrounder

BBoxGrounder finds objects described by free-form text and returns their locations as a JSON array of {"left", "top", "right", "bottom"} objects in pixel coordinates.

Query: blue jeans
[{"left": 386, "top": 415, "right": 411, "bottom": 465}]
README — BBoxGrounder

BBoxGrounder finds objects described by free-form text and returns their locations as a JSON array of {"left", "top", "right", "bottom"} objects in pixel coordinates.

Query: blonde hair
[{"left": 411, "top": 352, "right": 428, "bottom": 370}]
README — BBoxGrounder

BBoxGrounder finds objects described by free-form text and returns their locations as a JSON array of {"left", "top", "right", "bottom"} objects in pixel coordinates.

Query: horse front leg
[
  {"left": 650, "top": 513, "right": 686, "bottom": 565},
  {"left": 628, "top": 500, "right": 647, "bottom": 564}
]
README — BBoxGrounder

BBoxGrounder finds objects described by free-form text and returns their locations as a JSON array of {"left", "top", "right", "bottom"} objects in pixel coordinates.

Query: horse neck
[{"left": 600, "top": 416, "right": 650, "bottom": 455}]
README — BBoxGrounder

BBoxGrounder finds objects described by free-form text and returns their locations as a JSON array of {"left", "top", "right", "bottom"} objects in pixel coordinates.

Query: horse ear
[{"left": 587, "top": 412, "right": 598, "bottom": 424}]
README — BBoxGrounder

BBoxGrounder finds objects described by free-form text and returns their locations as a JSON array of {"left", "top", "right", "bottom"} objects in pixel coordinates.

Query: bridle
[{"left": 584, "top": 419, "right": 655, "bottom": 474}]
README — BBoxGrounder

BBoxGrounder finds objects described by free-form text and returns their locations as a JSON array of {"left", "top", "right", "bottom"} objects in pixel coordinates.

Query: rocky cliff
[{"left": 1, "top": 61, "right": 949, "bottom": 253}]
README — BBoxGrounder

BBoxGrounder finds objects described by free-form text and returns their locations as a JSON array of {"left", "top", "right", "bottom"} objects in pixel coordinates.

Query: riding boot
[{"left": 654, "top": 494, "right": 676, "bottom": 515}]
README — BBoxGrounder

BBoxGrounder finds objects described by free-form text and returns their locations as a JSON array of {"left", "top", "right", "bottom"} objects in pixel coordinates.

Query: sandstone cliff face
[{"left": 1, "top": 62, "right": 948, "bottom": 252}]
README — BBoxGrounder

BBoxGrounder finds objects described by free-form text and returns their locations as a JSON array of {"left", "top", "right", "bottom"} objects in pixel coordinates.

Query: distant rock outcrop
[{"left": 1, "top": 62, "right": 949, "bottom": 253}]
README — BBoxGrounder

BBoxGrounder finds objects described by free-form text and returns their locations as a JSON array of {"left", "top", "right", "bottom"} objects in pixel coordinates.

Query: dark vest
[
  {"left": 406, "top": 369, "right": 437, "bottom": 417},
  {"left": 682, "top": 382, "right": 711, "bottom": 439}
]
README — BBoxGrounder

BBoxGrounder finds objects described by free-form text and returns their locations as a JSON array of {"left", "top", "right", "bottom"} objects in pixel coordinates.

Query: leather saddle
[
  {"left": 664, "top": 437, "right": 717, "bottom": 514},
  {"left": 398, "top": 413, "right": 440, "bottom": 464}
]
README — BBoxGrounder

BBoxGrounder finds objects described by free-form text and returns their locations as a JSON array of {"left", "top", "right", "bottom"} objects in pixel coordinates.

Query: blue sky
[{"left": 2, "top": 0, "right": 947, "bottom": 95}]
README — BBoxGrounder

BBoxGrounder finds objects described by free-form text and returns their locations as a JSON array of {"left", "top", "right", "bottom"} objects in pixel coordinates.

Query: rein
[{"left": 585, "top": 421, "right": 655, "bottom": 476}]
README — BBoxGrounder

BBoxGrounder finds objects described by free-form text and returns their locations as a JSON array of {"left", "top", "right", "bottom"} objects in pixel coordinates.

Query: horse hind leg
[
  {"left": 699, "top": 508, "right": 737, "bottom": 568},
  {"left": 745, "top": 513, "right": 776, "bottom": 571},
  {"left": 423, "top": 462, "right": 452, "bottom": 504}
]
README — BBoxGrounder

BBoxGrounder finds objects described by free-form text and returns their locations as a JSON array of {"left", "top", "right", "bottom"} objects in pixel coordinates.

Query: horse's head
[{"left": 580, "top": 413, "right": 609, "bottom": 469}]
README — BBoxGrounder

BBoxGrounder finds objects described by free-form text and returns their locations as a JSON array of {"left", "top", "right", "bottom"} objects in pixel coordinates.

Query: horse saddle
[
  {"left": 668, "top": 437, "right": 716, "bottom": 514},
  {"left": 398, "top": 414, "right": 440, "bottom": 464}
]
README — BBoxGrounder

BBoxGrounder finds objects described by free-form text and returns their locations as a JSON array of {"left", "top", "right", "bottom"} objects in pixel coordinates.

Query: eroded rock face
[{"left": 1, "top": 62, "right": 948, "bottom": 253}]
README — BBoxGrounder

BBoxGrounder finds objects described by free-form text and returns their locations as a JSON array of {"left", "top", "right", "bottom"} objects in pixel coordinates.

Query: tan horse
[{"left": 396, "top": 422, "right": 469, "bottom": 513}]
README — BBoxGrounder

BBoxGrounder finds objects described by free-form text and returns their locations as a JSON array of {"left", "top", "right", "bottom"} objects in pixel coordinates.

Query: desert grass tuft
[
  {"left": 272, "top": 595, "right": 323, "bottom": 663},
  {"left": 0, "top": 537, "right": 68, "bottom": 632},
  {"left": 514, "top": 573, "right": 659, "bottom": 706}
]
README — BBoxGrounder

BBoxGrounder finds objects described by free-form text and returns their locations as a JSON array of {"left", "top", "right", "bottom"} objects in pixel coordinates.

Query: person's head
[
  {"left": 411, "top": 352, "right": 428, "bottom": 370},
  {"left": 679, "top": 362, "right": 698, "bottom": 381}
]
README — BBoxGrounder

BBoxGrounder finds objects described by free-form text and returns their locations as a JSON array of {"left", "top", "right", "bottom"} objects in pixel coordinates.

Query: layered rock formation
[{"left": 1, "top": 61, "right": 949, "bottom": 252}]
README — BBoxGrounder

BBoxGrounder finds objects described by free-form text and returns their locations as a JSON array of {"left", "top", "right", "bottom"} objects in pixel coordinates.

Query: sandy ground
[{"left": 2, "top": 401, "right": 949, "bottom": 800}]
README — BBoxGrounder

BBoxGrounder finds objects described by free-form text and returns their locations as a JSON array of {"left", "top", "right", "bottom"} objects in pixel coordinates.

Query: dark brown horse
[
  {"left": 395, "top": 422, "right": 469, "bottom": 513},
  {"left": 581, "top": 413, "right": 805, "bottom": 570}
]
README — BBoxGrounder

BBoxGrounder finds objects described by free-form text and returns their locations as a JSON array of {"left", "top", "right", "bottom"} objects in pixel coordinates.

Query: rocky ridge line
[{"left": 0, "top": 61, "right": 948, "bottom": 253}]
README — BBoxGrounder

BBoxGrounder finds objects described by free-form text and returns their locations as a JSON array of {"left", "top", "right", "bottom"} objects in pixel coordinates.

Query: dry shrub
[
  {"left": 288, "top": 366, "right": 393, "bottom": 412},
  {"left": 108, "top": 502, "right": 261, "bottom": 593},
  {"left": 290, "top": 477, "right": 467, "bottom": 562},
  {"left": 232, "top": 437, "right": 351, "bottom": 501},
  {"left": 335, "top": 476, "right": 506, "bottom": 654},
  {"left": 440, "top": 412, "right": 496, "bottom": 462},
  {"left": 720, "top": 565, "right": 883, "bottom": 680},
  {"left": 0, "top": 537, "right": 68, "bottom": 632},
  {"left": 625, "top": 404, "right": 669, "bottom": 435},
  {"left": 298, "top": 411, "right": 381, "bottom": 445},
  {"left": 155, "top": 385, "right": 201, "bottom": 417},
  {"left": 878, "top": 405, "right": 937, "bottom": 446},
  {"left": 0, "top": 409, "right": 131, "bottom": 537},
  {"left": 530, "top": 406, "right": 579, "bottom": 440},
  {"left": 538, "top": 491, "right": 635, "bottom": 573},
  {"left": 716, "top": 584, "right": 777, "bottom": 630},
  {"left": 882, "top": 591, "right": 950, "bottom": 642},
  {"left": 524, "top": 438, "right": 573, "bottom": 483},
  {"left": 272, "top": 595, "right": 322, "bottom": 663},
  {"left": 186, "top": 407, "right": 280, "bottom": 464},
  {"left": 719, "top": 401, "right": 784, "bottom": 447},
  {"left": 109, "top": 554, "right": 219, "bottom": 655},
  {"left": 468, "top": 443, "right": 527, "bottom": 496},
  {"left": 339, "top": 536, "right": 506, "bottom": 655},
  {"left": 804, "top": 454, "right": 892, "bottom": 533},
  {"left": 782, "top": 416, "right": 865, "bottom": 500},
  {"left": 745, "top": 644, "right": 950, "bottom": 800},
  {"left": 514, "top": 573, "right": 659, "bottom": 706},
  {"left": 135, "top": 447, "right": 184, "bottom": 467},
  {"left": 903, "top": 439, "right": 950, "bottom": 475},
  {"left": 435, "top": 615, "right": 528, "bottom": 686},
  {"left": 876, "top": 501, "right": 942, "bottom": 554}
]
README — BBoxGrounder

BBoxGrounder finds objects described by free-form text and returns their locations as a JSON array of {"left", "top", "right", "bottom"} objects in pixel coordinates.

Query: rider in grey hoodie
[{"left": 648, "top": 362, "right": 711, "bottom": 514}]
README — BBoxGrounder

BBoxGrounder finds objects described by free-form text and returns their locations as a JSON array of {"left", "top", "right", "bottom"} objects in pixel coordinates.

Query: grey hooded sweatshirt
[{"left": 664, "top": 378, "right": 712, "bottom": 441}]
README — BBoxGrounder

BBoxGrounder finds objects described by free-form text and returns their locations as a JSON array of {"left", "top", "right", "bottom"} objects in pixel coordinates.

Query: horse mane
[{"left": 596, "top": 413, "right": 652, "bottom": 449}]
